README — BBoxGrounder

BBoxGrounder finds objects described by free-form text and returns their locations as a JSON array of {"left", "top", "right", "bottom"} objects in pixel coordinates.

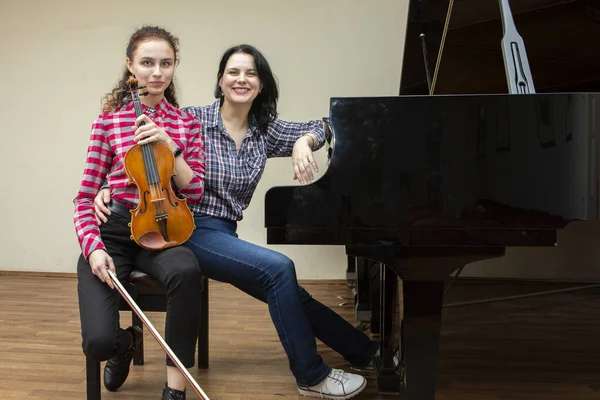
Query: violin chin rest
[{"left": 138, "top": 230, "right": 179, "bottom": 250}]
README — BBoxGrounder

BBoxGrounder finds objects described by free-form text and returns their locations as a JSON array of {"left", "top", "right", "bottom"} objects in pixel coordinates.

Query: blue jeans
[{"left": 185, "top": 216, "right": 378, "bottom": 386}]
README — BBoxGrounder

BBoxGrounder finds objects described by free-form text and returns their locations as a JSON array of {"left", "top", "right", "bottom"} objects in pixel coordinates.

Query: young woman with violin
[
  {"left": 95, "top": 44, "right": 378, "bottom": 399},
  {"left": 74, "top": 26, "right": 205, "bottom": 400}
]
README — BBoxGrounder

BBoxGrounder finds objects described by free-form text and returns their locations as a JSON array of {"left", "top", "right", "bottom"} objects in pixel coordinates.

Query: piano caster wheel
[{"left": 346, "top": 280, "right": 355, "bottom": 289}]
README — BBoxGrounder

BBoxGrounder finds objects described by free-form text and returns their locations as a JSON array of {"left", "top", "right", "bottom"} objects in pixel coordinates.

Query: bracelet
[
  {"left": 173, "top": 147, "right": 183, "bottom": 158},
  {"left": 301, "top": 133, "right": 317, "bottom": 150}
]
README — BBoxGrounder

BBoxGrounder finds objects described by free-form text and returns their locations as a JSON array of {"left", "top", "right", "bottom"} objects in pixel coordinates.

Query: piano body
[{"left": 265, "top": 0, "right": 600, "bottom": 399}]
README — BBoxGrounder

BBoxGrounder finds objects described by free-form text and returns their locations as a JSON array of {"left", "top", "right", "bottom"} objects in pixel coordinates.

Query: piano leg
[
  {"left": 369, "top": 259, "right": 381, "bottom": 335},
  {"left": 346, "top": 255, "right": 356, "bottom": 289},
  {"left": 347, "top": 246, "right": 506, "bottom": 399},
  {"left": 376, "top": 263, "right": 401, "bottom": 394},
  {"left": 355, "top": 257, "right": 372, "bottom": 323},
  {"left": 372, "top": 264, "right": 443, "bottom": 398},
  {"left": 401, "top": 279, "right": 445, "bottom": 400},
  {"left": 390, "top": 249, "right": 506, "bottom": 400}
]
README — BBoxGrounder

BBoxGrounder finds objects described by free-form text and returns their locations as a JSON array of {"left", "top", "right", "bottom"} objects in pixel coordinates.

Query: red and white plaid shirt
[{"left": 73, "top": 98, "right": 205, "bottom": 259}]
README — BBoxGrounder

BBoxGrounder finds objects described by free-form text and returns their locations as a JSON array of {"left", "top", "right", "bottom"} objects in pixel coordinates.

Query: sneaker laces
[
  {"left": 315, "top": 368, "right": 349, "bottom": 398},
  {"left": 327, "top": 369, "right": 349, "bottom": 385}
]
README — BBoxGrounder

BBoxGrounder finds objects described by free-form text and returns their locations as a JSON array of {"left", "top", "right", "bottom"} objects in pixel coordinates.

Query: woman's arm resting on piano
[
  {"left": 292, "top": 133, "right": 319, "bottom": 184},
  {"left": 265, "top": 118, "right": 325, "bottom": 185}
]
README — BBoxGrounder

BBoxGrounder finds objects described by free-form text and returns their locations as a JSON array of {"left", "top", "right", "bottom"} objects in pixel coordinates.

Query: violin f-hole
[
  {"left": 163, "top": 187, "right": 179, "bottom": 208},
  {"left": 139, "top": 191, "right": 150, "bottom": 214}
]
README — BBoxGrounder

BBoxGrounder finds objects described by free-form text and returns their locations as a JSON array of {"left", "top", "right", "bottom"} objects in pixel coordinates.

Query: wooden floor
[{"left": 1, "top": 273, "right": 600, "bottom": 400}]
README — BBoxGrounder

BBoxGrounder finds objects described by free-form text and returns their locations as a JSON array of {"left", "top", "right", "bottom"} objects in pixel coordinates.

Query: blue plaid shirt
[{"left": 181, "top": 100, "right": 326, "bottom": 222}]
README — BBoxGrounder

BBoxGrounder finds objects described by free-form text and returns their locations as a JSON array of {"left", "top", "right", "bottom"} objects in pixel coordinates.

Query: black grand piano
[{"left": 265, "top": 0, "right": 600, "bottom": 399}]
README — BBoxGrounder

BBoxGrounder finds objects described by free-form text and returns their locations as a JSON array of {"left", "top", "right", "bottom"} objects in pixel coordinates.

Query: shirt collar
[
  {"left": 148, "top": 97, "right": 170, "bottom": 118},
  {"left": 124, "top": 97, "right": 170, "bottom": 118},
  {"left": 206, "top": 100, "right": 221, "bottom": 129},
  {"left": 213, "top": 100, "right": 258, "bottom": 135}
]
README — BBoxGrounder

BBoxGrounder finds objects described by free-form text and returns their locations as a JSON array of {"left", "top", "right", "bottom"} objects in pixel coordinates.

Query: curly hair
[
  {"left": 214, "top": 44, "right": 279, "bottom": 134},
  {"left": 102, "top": 26, "right": 180, "bottom": 111}
]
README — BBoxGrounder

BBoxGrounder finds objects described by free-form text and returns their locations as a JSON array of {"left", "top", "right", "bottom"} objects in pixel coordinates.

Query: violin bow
[{"left": 106, "top": 268, "right": 211, "bottom": 399}]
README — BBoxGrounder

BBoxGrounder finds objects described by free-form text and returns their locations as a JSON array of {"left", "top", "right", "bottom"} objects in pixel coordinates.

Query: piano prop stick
[
  {"left": 106, "top": 268, "right": 211, "bottom": 400},
  {"left": 499, "top": 0, "right": 536, "bottom": 94}
]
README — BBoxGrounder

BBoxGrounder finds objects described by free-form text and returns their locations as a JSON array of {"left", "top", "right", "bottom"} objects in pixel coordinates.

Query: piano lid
[{"left": 399, "top": 0, "right": 600, "bottom": 95}]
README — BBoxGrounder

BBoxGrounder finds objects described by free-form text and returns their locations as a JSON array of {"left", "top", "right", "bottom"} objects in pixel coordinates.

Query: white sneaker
[{"left": 298, "top": 369, "right": 367, "bottom": 399}]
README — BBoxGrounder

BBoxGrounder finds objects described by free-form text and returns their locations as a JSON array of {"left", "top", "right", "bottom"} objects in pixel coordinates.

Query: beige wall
[
  {"left": 1, "top": 0, "right": 599, "bottom": 280},
  {"left": 0, "top": 0, "right": 408, "bottom": 278}
]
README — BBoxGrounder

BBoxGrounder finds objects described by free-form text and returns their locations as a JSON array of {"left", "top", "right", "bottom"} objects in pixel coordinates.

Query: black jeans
[{"left": 77, "top": 212, "right": 202, "bottom": 368}]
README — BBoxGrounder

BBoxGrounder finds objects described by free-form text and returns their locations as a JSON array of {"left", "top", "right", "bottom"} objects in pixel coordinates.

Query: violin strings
[{"left": 132, "top": 86, "right": 167, "bottom": 220}]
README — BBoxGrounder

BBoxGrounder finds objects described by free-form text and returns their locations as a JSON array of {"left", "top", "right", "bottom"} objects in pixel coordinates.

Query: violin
[{"left": 123, "top": 76, "right": 195, "bottom": 251}]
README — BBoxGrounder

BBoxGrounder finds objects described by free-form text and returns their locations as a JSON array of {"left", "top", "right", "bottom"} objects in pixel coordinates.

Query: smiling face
[
  {"left": 218, "top": 52, "right": 262, "bottom": 107},
  {"left": 126, "top": 39, "right": 175, "bottom": 104}
]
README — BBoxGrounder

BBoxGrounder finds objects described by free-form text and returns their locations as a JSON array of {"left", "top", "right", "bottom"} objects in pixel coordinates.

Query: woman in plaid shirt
[
  {"left": 96, "top": 44, "right": 376, "bottom": 399},
  {"left": 74, "top": 26, "right": 205, "bottom": 400}
]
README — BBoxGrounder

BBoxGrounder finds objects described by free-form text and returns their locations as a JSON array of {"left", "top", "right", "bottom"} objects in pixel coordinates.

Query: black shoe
[
  {"left": 162, "top": 384, "right": 186, "bottom": 400},
  {"left": 103, "top": 326, "right": 142, "bottom": 391}
]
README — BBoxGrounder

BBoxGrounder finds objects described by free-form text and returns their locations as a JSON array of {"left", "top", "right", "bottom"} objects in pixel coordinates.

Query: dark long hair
[
  {"left": 214, "top": 44, "right": 279, "bottom": 133},
  {"left": 102, "top": 26, "right": 180, "bottom": 111}
]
